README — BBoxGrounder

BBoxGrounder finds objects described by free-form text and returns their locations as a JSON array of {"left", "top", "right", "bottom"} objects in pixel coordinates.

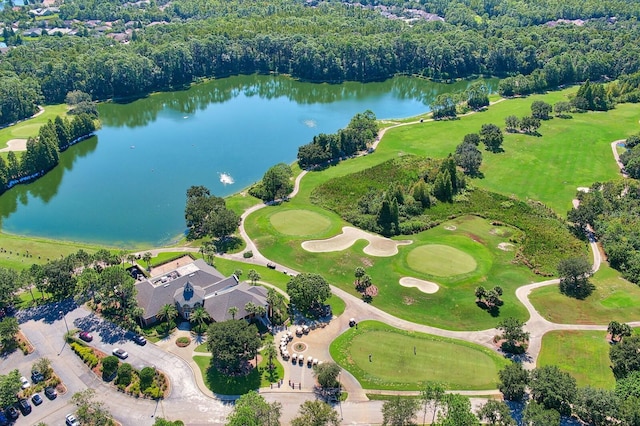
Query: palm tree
[
  {"left": 354, "top": 267, "right": 365, "bottom": 286},
  {"left": 475, "top": 286, "right": 486, "bottom": 302},
  {"left": 190, "top": 305, "right": 210, "bottom": 334},
  {"left": 142, "top": 252, "right": 152, "bottom": 271},
  {"left": 263, "top": 342, "right": 278, "bottom": 371},
  {"left": 266, "top": 288, "right": 286, "bottom": 323},
  {"left": 157, "top": 303, "right": 178, "bottom": 335},
  {"left": 248, "top": 269, "right": 261, "bottom": 285},
  {"left": 228, "top": 306, "right": 239, "bottom": 320},
  {"left": 126, "top": 254, "right": 136, "bottom": 267},
  {"left": 234, "top": 269, "right": 243, "bottom": 279}
]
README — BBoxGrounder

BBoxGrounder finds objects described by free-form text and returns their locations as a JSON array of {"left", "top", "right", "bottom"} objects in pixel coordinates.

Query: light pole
[
  {"left": 338, "top": 370, "right": 343, "bottom": 420},
  {"left": 59, "top": 310, "right": 69, "bottom": 334}
]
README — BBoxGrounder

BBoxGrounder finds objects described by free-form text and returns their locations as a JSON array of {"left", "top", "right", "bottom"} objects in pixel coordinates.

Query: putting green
[
  {"left": 269, "top": 210, "right": 331, "bottom": 236},
  {"left": 407, "top": 244, "right": 477, "bottom": 277},
  {"left": 330, "top": 321, "right": 507, "bottom": 390}
]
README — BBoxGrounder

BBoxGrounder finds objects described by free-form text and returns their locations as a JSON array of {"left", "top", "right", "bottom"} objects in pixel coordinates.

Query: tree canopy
[
  {"left": 226, "top": 390, "right": 282, "bottom": 426},
  {"left": 207, "top": 320, "right": 261, "bottom": 374},
  {"left": 286, "top": 273, "right": 331, "bottom": 315}
]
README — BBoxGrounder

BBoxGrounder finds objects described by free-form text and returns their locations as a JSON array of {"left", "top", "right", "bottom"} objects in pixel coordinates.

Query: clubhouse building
[{"left": 135, "top": 258, "right": 269, "bottom": 326}]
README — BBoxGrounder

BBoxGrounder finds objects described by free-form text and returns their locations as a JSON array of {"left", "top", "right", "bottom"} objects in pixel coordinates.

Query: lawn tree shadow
[{"left": 205, "top": 361, "right": 261, "bottom": 395}]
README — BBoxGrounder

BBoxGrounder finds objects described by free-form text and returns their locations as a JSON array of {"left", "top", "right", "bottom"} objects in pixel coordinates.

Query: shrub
[
  {"left": 140, "top": 367, "right": 155, "bottom": 390},
  {"left": 102, "top": 356, "right": 120, "bottom": 380},
  {"left": 144, "top": 384, "right": 163, "bottom": 399},
  {"left": 70, "top": 342, "right": 99, "bottom": 368},
  {"left": 176, "top": 336, "right": 191, "bottom": 347},
  {"left": 116, "top": 363, "right": 133, "bottom": 386},
  {"left": 243, "top": 250, "right": 253, "bottom": 258}
]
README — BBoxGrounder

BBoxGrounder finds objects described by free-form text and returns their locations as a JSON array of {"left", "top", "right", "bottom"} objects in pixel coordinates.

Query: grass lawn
[
  {"left": 16, "top": 288, "right": 53, "bottom": 309},
  {"left": 269, "top": 210, "right": 332, "bottom": 236},
  {"left": 0, "top": 104, "right": 69, "bottom": 149},
  {"left": 0, "top": 232, "right": 101, "bottom": 271},
  {"left": 538, "top": 330, "right": 615, "bottom": 389},
  {"left": 380, "top": 88, "right": 628, "bottom": 215},
  {"left": 193, "top": 350, "right": 284, "bottom": 395},
  {"left": 247, "top": 207, "right": 533, "bottom": 330},
  {"left": 330, "top": 321, "right": 508, "bottom": 391},
  {"left": 406, "top": 243, "right": 478, "bottom": 277},
  {"left": 529, "top": 263, "right": 640, "bottom": 324}
]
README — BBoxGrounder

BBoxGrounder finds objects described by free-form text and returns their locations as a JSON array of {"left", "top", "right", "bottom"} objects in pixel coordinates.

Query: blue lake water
[{"left": 0, "top": 74, "right": 497, "bottom": 247}]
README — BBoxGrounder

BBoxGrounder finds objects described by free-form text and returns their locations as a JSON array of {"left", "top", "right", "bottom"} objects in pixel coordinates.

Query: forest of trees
[
  {"left": 297, "top": 110, "right": 378, "bottom": 168},
  {"left": 0, "top": 113, "right": 96, "bottom": 195},
  {"left": 568, "top": 178, "right": 640, "bottom": 285},
  {"left": 3, "top": 0, "right": 640, "bottom": 125}
]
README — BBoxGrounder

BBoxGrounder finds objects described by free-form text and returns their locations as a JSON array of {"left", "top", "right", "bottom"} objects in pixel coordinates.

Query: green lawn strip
[
  {"left": 528, "top": 263, "right": 640, "bottom": 324},
  {"left": 365, "top": 394, "right": 420, "bottom": 401},
  {"left": 269, "top": 209, "right": 332, "bottom": 236},
  {"left": 380, "top": 88, "right": 627, "bottom": 215},
  {"left": 16, "top": 288, "right": 53, "bottom": 309},
  {"left": 226, "top": 192, "right": 262, "bottom": 217},
  {"left": 195, "top": 342, "right": 208, "bottom": 352},
  {"left": 247, "top": 209, "right": 532, "bottom": 330},
  {"left": 0, "top": 232, "right": 101, "bottom": 271},
  {"left": 330, "top": 321, "right": 508, "bottom": 391},
  {"left": 538, "top": 330, "right": 615, "bottom": 389},
  {"left": 0, "top": 104, "right": 70, "bottom": 148}
]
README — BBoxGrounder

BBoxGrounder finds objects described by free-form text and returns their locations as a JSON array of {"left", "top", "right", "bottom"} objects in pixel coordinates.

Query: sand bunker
[
  {"left": 444, "top": 225, "right": 457, "bottom": 231},
  {"left": 301, "top": 226, "right": 411, "bottom": 257},
  {"left": 0, "top": 139, "right": 28, "bottom": 152},
  {"left": 498, "top": 242, "right": 515, "bottom": 251},
  {"left": 399, "top": 277, "right": 439, "bottom": 294}
]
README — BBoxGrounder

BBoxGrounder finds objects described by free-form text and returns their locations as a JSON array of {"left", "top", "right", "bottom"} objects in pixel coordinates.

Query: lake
[{"left": 0, "top": 74, "right": 497, "bottom": 247}]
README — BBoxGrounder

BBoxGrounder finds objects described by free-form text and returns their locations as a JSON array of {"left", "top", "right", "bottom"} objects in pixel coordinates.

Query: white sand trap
[
  {"left": 399, "top": 277, "right": 439, "bottom": 294},
  {"left": 301, "top": 226, "right": 411, "bottom": 257},
  {"left": 498, "top": 242, "right": 515, "bottom": 251},
  {"left": 444, "top": 225, "right": 457, "bottom": 231},
  {"left": 0, "top": 139, "right": 28, "bottom": 152}
]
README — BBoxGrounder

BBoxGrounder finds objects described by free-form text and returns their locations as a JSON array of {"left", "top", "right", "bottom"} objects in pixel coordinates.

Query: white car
[
  {"left": 112, "top": 348, "right": 129, "bottom": 359},
  {"left": 66, "top": 413, "right": 80, "bottom": 426},
  {"left": 20, "top": 376, "right": 30, "bottom": 389}
]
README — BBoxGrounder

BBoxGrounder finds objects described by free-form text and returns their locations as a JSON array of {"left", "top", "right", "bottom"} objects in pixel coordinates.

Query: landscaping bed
[{"left": 69, "top": 340, "right": 169, "bottom": 399}]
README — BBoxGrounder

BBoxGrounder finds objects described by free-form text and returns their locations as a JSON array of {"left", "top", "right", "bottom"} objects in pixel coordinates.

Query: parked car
[
  {"left": 31, "top": 370, "right": 44, "bottom": 383},
  {"left": 79, "top": 331, "right": 93, "bottom": 342},
  {"left": 44, "top": 386, "right": 57, "bottom": 400},
  {"left": 66, "top": 413, "right": 80, "bottom": 426},
  {"left": 19, "top": 376, "right": 30, "bottom": 389},
  {"left": 112, "top": 348, "right": 128, "bottom": 359},
  {"left": 132, "top": 334, "right": 147, "bottom": 346},
  {"left": 31, "top": 394, "right": 43, "bottom": 406},
  {"left": 4, "top": 406, "right": 18, "bottom": 421},
  {"left": 17, "top": 399, "right": 31, "bottom": 415}
]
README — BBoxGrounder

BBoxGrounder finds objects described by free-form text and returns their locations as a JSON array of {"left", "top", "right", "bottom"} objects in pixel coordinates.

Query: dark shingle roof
[{"left": 135, "top": 259, "right": 267, "bottom": 323}]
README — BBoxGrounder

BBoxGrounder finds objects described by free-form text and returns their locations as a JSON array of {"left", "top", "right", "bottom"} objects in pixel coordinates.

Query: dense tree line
[
  {"left": 297, "top": 110, "right": 378, "bottom": 168},
  {"left": 568, "top": 178, "right": 640, "bottom": 285},
  {"left": 0, "top": 113, "right": 96, "bottom": 195},
  {"left": 3, "top": 0, "right": 640, "bottom": 125}
]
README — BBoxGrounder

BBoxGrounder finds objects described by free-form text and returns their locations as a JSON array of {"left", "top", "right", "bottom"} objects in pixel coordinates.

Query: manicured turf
[
  {"left": 330, "top": 321, "right": 508, "bottom": 390},
  {"left": 248, "top": 208, "right": 532, "bottom": 330},
  {"left": 538, "top": 330, "right": 615, "bottom": 389},
  {"left": 269, "top": 209, "right": 332, "bottom": 236},
  {"left": 0, "top": 104, "right": 70, "bottom": 148},
  {"left": 529, "top": 263, "right": 640, "bottom": 324},
  {"left": 194, "top": 350, "right": 284, "bottom": 394},
  {"left": 381, "top": 88, "right": 626, "bottom": 215},
  {"left": 406, "top": 244, "right": 477, "bottom": 277},
  {"left": 0, "top": 232, "right": 100, "bottom": 271}
]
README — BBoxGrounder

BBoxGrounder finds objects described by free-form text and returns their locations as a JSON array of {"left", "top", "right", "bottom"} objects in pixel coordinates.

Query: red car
[{"left": 78, "top": 331, "right": 93, "bottom": 342}]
